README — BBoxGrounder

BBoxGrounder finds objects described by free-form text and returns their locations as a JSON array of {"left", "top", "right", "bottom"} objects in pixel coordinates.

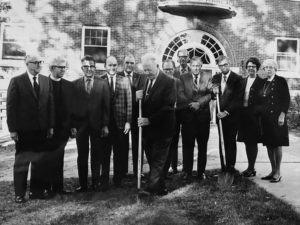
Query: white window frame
[
  {"left": 275, "top": 37, "right": 299, "bottom": 77},
  {"left": 0, "top": 23, "right": 27, "bottom": 67},
  {"left": 81, "top": 26, "right": 111, "bottom": 70}
]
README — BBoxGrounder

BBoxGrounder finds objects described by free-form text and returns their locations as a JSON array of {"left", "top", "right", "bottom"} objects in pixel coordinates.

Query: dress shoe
[
  {"left": 138, "top": 190, "right": 152, "bottom": 199},
  {"left": 181, "top": 172, "right": 192, "bottom": 181},
  {"left": 57, "top": 190, "right": 72, "bottom": 195},
  {"left": 227, "top": 167, "right": 240, "bottom": 176},
  {"left": 156, "top": 188, "right": 168, "bottom": 196},
  {"left": 75, "top": 186, "right": 88, "bottom": 193},
  {"left": 15, "top": 196, "right": 26, "bottom": 203},
  {"left": 261, "top": 174, "right": 274, "bottom": 180},
  {"left": 197, "top": 173, "right": 207, "bottom": 181},
  {"left": 171, "top": 169, "right": 178, "bottom": 175},
  {"left": 241, "top": 169, "right": 256, "bottom": 177},
  {"left": 164, "top": 175, "right": 172, "bottom": 180},
  {"left": 270, "top": 176, "right": 282, "bottom": 183},
  {"left": 91, "top": 184, "right": 101, "bottom": 192},
  {"left": 100, "top": 182, "right": 109, "bottom": 192},
  {"left": 29, "top": 190, "right": 52, "bottom": 200}
]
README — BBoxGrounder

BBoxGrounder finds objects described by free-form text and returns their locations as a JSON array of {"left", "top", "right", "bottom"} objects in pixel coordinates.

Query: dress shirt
[
  {"left": 221, "top": 71, "right": 230, "bottom": 93},
  {"left": 108, "top": 74, "right": 116, "bottom": 92},
  {"left": 243, "top": 76, "right": 255, "bottom": 107},
  {"left": 124, "top": 71, "right": 133, "bottom": 84},
  {"left": 50, "top": 74, "right": 61, "bottom": 82},
  {"left": 27, "top": 70, "right": 39, "bottom": 86},
  {"left": 193, "top": 73, "right": 200, "bottom": 87},
  {"left": 84, "top": 76, "right": 94, "bottom": 93}
]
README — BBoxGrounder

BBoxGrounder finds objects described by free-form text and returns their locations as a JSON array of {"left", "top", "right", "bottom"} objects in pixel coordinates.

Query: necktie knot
[
  {"left": 146, "top": 79, "right": 153, "bottom": 96},
  {"left": 33, "top": 75, "right": 39, "bottom": 97},
  {"left": 86, "top": 78, "right": 92, "bottom": 94},
  {"left": 223, "top": 75, "right": 227, "bottom": 82},
  {"left": 194, "top": 74, "right": 199, "bottom": 85}
]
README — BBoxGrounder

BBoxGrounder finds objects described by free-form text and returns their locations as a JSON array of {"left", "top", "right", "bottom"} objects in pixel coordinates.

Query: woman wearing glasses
[
  {"left": 258, "top": 59, "right": 290, "bottom": 183},
  {"left": 237, "top": 57, "right": 264, "bottom": 177}
]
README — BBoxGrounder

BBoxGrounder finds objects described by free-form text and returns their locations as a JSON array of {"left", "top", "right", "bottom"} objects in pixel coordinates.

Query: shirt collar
[
  {"left": 27, "top": 70, "right": 39, "bottom": 78},
  {"left": 124, "top": 71, "right": 133, "bottom": 77},
  {"left": 267, "top": 75, "right": 275, "bottom": 82},
  {"left": 50, "top": 74, "right": 61, "bottom": 81},
  {"left": 222, "top": 70, "right": 231, "bottom": 78},
  {"left": 84, "top": 76, "right": 94, "bottom": 81}
]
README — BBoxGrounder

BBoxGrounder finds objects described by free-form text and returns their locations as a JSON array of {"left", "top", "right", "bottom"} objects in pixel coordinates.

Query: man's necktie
[
  {"left": 86, "top": 78, "right": 92, "bottom": 94},
  {"left": 127, "top": 74, "right": 132, "bottom": 87},
  {"left": 223, "top": 75, "right": 227, "bottom": 83},
  {"left": 110, "top": 76, "right": 114, "bottom": 93},
  {"left": 33, "top": 76, "right": 39, "bottom": 97},
  {"left": 146, "top": 79, "right": 153, "bottom": 96},
  {"left": 221, "top": 74, "right": 227, "bottom": 93},
  {"left": 194, "top": 74, "right": 198, "bottom": 86}
]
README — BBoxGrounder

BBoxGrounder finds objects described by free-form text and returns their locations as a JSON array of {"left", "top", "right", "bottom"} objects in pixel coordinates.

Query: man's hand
[
  {"left": 47, "top": 128, "right": 54, "bottom": 139},
  {"left": 136, "top": 90, "right": 144, "bottom": 101},
  {"left": 189, "top": 102, "right": 200, "bottom": 111},
  {"left": 217, "top": 111, "right": 229, "bottom": 119},
  {"left": 70, "top": 128, "right": 77, "bottom": 138},
  {"left": 212, "top": 85, "right": 219, "bottom": 94},
  {"left": 124, "top": 122, "right": 131, "bottom": 134},
  {"left": 278, "top": 112, "right": 285, "bottom": 126},
  {"left": 101, "top": 126, "right": 109, "bottom": 137},
  {"left": 10, "top": 132, "right": 18, "bottom": 142},
  {"left": 138, "top": 117, "right": 150, "bottom": 127}
]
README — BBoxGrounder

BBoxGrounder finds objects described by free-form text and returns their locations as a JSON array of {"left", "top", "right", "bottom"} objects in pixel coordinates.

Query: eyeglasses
[
  {"left": 218, "top": 63, "right": 228, "bottom": 68},
  {"left": 125, "top": 62, "right": 134, "bottom": 65},
  {"left": 53, "top": 66, "right": 67, "bottom": 70},
  {"left": 163, "top": 68, "right": 174, "bottom": 71},
  {"left": 28, "top": 61, "right": 43, "bottom": 65},
  {"left": 107, "top": 64, "right": 117, "bottom": 67},
  {"left": 247, "top": 66, "right": 257, "bottom": 69},
  {"left": 263, "top": 66, "right": 275, "bottom": 70},
  {"left": 82, "top": 65, "right": 96, "bottom": 69}
]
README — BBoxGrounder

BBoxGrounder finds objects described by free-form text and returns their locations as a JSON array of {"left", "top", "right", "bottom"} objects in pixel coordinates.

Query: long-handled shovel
[
  {"left": 137, "top": 99, "right": 143, "bottom": 189},
  {"left": 216, "top": 93, "right": 234, "bottom": 187}
]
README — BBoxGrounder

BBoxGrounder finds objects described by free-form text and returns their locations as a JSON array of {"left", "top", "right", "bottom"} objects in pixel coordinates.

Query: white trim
[
  {"left": 275, "top": 37, "right": 299, "bottom": 77},
  {"left": 81, "top": 26, "right": 111, "bottom": 70}
]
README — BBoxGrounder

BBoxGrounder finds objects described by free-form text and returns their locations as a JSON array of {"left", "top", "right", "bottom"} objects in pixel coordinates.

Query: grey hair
[
  {"left": 141, "top": 53, "right": 159, "bottom": 66},
  {"left": 262, "top": 59, "right": 278, "bottom": 71},
  {"left": 48, "top": 56, "right": 67, "bottom": 69}
]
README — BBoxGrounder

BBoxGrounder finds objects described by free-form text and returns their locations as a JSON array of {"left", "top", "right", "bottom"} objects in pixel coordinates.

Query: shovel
[
  {"left": 216, "top": 93, "right": 234, "bottom": 187},
  {"left": 137, "top": 99, "right": 143, "bottom": 189}
]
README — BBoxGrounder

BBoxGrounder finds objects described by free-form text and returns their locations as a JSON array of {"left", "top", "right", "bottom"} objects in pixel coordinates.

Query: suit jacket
[
  {"left": 178, "top": 71, "right": 212, "bottom": 121},
  {"left": 211, "top": 71, "right": 243, "bottom": 124},
  {"left": 118, "top": 71, "right": 147, "bottom": 127},
  {"left": 175, "top": 65, "right": 191, "bottom": 76},
  {"left": 6, "top": 72, "right": 54, "bottom": 132},
  {"left": 101, "top": 73, "right": 132, "bottom": 129},
  {"left": 72, "top": 76, "right": 110, "bottom": 131},
  {"left": 142, "top": 70, "right": 176, "bottom": 139}
]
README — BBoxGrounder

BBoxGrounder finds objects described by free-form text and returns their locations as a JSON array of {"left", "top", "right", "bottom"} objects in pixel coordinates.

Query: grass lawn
[{"left": 1, "top": 171, "right": 300, "bottom": 225}]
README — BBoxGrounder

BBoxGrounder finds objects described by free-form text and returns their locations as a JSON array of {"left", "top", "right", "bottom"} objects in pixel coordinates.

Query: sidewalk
[{"left": 0, "top": 125, "right": 300, "bottom": 214}]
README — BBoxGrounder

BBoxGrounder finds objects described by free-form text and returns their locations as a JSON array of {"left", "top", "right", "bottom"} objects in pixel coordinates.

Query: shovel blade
[{"left": 218, "top": 172, "right": 234, "bottom": 187}]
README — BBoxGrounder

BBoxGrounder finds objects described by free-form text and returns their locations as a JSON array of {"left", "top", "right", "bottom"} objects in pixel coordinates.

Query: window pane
[
  {"left": 277, "top": 39, "right": 297, "bottom": 53},
  {"left": 102, "top": 37, "right": 107, "bottom": 46},
  {"left": 102, "top": 29, "right": 108, "bottom": 37},
  {"left": 84, "top": 46, "right": 107, "bottom": 63},
  {"left": 2, "top": 43, "right": 26, "bottom": 59},
  {"left": 85, "top": 29, "right": 91, "bottom": 38}
]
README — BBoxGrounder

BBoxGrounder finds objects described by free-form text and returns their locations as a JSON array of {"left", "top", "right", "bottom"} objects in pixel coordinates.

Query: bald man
[
  {"left": 100, "top": 56, "right": 132, "bottom": 190},
  {"left": 137, "top": 53, "right": 176, "bottom": 196},
  {"left": 6, "top": 54, "right": 54, "bottom": 203}
]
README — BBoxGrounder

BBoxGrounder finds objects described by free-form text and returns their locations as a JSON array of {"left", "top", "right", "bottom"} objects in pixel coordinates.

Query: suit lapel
[
  {"left": 147, "top": 71, "right": 163, "bottom": 100},
  {"left": 38, "top": 75, "right": 46, "bottom": 101}
]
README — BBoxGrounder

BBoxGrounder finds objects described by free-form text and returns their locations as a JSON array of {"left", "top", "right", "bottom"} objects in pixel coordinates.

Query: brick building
[{"left": 0, "top": 0, "right": 300, "bottom": 129}]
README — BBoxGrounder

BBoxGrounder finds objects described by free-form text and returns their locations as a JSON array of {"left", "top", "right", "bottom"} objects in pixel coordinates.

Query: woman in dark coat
[
  {"left": 237, "top": 57, "right": 264, "bottom": 177},
  {"left": 258, "top": 59, "right": 290, "bottom": 183}
]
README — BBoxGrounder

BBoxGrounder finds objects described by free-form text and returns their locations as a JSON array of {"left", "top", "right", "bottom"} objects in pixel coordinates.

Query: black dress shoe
[
  {"left": 29, "top": 190, "right": 52, "bottom": 200},
  {"left": 261, "top": 174, "right": 274, "bottom": 180},
  {"left": 156, "top": 188, "right": 168, "bottom": 196},
  {"left": 181, "top": 172, "right": 192, "bottom": 181},
  {"left": 75, "top": 186, "right": 88, "bottom": 193},
  {"left": 15, "top": 196, "right": 26, "bottom": 203},
  {"left": 100, "top": 182, "right": 109, "bottom": 192},
  {"left": 270, "top": 176, "right": 282, "bottom": 183},
  {"left": 241, "top": 169, "right": 256, "bottom": 177},
  {"left": 197, "top": 173, "right": 207, "bottom": 181},
  {"left": 138, "top": 190, "right": 152, "bottom": 199},
  {"left": 91, "top": 184, "right": 101, "bottom": 192}
]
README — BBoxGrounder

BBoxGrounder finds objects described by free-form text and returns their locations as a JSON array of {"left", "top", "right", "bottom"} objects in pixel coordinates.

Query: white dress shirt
[
  {"left": 27, "top": 71, "right": 39, "bottom": 86},
  {"left": 243, "top": 76, "right": 255, "bottom": 107}
]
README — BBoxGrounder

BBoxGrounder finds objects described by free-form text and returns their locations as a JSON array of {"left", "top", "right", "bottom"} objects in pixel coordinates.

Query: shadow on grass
[{"left": 1, "top": 170, "right": 300, "bottom": 225}]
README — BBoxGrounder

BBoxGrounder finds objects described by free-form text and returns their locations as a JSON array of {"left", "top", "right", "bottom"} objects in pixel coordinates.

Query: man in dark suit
[
  {"left": 6, "top": 54, "right": 54, "bottom": 203},
  {"left": 118, "top": 54, "right": 146, "bottom": 177},
  {"left": 137, "top": 53, "right": 176, "bottom": 196},
  {"left": 162, "top": 59, "right": 180, "bottom": 177},
  {"left": 72, "top": 55, "right": 110, "bottom": 192},
  {"left": 178, "top": 56, "right": 212, "bottom": 181},
  {"left": 100, "top": 56, "right": 132, "bottom": 189},
  {"left": 45, "top": 56, "right": 76, "bottom": 195},
  {"left": 211, "top": 55, "right": 243, "bottom": 174}
]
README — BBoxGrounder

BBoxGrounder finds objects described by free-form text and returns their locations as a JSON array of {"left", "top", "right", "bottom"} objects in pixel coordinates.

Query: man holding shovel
[
  {"left": 212, "top": 56, "right": 243, "bottom": 178},
  {"left": 136, "top": 53, "right": 176, "bottom": 196}
]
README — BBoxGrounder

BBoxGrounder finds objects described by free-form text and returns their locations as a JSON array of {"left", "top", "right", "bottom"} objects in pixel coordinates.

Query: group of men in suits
[{"left": 7, "top": 48, "right": 243, "bottom": 203}]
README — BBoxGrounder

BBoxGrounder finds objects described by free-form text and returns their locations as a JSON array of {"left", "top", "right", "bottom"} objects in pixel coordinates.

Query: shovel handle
[
  {"left": 137, "top": 99, "right": 142, "bottom": 189},
  {"left": 216, "top": 94, "right": 226, "bottom": 168}
]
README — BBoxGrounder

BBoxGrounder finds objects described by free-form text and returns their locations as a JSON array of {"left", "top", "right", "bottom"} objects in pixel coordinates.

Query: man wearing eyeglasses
[
  {"left": 100, "top": 56, "right": 132, "bottom": 190},
  {"left": 211, "top": 55, "right": 243, "bottom": 175},
  {"left": 6, "top": 54, "right": 54, "bottom": 203},
  {"left": 72, "top": 55, "right": 110, "bottom": 192},
  {"left": 118, "top": 54, "right": 146, "bottom": 178},
  {"left": 41, "top": 56, "right": 76, "bottom": 195},
  {"left": 176, "top": 49, "right": 191, "bottom": 75}
]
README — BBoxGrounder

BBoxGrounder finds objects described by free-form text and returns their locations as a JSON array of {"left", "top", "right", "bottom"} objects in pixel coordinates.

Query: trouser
[
  {"left": 181, "top": 118, "right": 210, "bottom": 175},
  {"left": 101, "top": 121, "right": 128, "bottom": 184},
  {"left": 76, "top": 123, "right": 103, "bottom": 188},
  {"left": 144, "top": 137, "right": 172, "bottom": 192}
]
